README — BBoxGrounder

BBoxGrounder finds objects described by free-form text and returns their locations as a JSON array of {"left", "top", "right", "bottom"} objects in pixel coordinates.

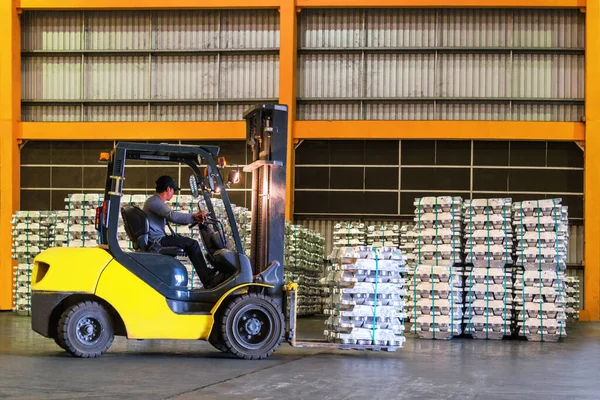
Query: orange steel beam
[
  {"left": 0, "top": 0, "right": 21, "bottom": 311},
  {"left": 294, "top": 121, "right": 585, "bottom": 141},
  {"left": 582, "top": 0, "right": 600, "bottom": 322},
  {"left": 297, "top": 0, "right": 585, "bottom": 7},
  {"left": 20, "top": 122, "right": 245, "bottom": 141},
  {"left": 279, "top": 0, "right": 298, "bottom": 222},
  {"left": 20, "top": 0, "right": 280, "bottom": 9}
]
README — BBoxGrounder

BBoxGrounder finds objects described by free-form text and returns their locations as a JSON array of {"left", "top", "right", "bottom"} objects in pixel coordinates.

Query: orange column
[
  {"left": 279, "top": 0, "right": 298, "bottom": 221},
  {"left": 583, "top": 1, "right": 600, "bottom": 322},
  {"left": 0, "top": 0, "right": 21, "bottom": 310}
]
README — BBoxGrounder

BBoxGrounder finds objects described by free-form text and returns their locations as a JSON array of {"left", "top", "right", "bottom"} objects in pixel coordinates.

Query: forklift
[{"left": 30, "top": 104, "right": 294, "bottom": 359}]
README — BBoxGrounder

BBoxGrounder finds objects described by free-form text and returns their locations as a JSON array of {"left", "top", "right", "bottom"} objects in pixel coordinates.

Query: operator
[{"left": 143, "top": 175, "right": 223, "bottom": 289}]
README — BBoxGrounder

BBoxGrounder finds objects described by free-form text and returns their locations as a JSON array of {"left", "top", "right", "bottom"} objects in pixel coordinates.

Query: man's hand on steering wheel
[{"left": 193, "top": 210, "right": 208, "bottom": 224}]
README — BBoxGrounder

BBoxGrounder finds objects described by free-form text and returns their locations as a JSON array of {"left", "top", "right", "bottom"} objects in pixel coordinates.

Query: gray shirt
[{"left": 143, "top": 194, "right": 194, "bottom": 242}]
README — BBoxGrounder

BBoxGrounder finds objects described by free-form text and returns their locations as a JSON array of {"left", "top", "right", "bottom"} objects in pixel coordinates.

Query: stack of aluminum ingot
[
  {"left": 284, "top": 223, "right": 326, "bottom": 316},
  {"left": 322, "top": 246, "right": 407, "bottom": 349},
  {"left": 513, "top": 199, "right": 568, "bottom": 342},
  {"left": 463, "top": 198, "right": 514, "bottom": 339},
  {"left": 410, "top": 197, "right": 464, "bottom": 339},
  {"left": 366, "top": 224, "right": 400, "bottom": 248},
  {"left": 565, "top": 276, "right": 580, "bottom": 322},
  {"left": 401, "top": 225, "right": 418, "bottom": 323},
  {"left": 11, "top": 211, "right": 60, "bottom": 315},
  {"left": 55, "top": 194, "right": 104, "bottom": 248},
  {"left": 333, "top": 223, "right": 367, "bottom": 247}
]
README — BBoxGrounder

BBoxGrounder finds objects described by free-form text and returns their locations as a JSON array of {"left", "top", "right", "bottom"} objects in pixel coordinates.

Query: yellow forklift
[{"left": 30, "top": 104, "right": 297, "bottom": 359}]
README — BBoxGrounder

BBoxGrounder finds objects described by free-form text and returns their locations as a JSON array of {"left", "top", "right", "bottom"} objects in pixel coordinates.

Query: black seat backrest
[{"left": 121, "top": 205, "right": 150, "bottom": 251}]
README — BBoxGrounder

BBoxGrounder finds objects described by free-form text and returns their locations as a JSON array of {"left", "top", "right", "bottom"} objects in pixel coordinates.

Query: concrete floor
[{"left": 1, "top": 312, "right": 599, "bottom": 400}]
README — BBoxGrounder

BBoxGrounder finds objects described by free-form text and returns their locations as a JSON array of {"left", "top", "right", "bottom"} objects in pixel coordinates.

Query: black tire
[
  {"left": 208, "top": 309, "right": 229, "bottom": 353},
  {"left": 53, "top": 334, "right": 66, "bottom": 350},
  {"left": 219, "top": 293, "right": 284, "bottom": 360},
  {"left": 57, "top": 301, "right": 114, "bottom": 358}
]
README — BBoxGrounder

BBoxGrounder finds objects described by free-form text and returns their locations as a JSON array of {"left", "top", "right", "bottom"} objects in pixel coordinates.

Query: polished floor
[{"left": 1, "top": 312, "right": 599, "bottom": 400}]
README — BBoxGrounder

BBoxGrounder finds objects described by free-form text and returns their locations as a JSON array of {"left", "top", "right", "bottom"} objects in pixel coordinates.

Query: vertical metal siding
[
  {"left": 365, "top": 103, "right": 434, "bottom": 120},
  {"left": 85, "top": 105, "right": 148, "bottom": 121},
  {"left": 22, "top": 56, "right": 82, "bottom": 100},
  {"left": 297, "top": 103, "right": 361, "bottom": 120},
  {"left": 152, "top": 55, "right": 218, "bottom": 100},
  {"left": 439, "top": 9, "right": 509, "bottom": 48},
  {"left": 438, "top": 103, "right": 509, "bottom": 120},
  {"left": 511, "top": 103, "right": 584, "bottom": 122},
  {"left": 154, "top": 11, "right": 219, "bottom": 50},
  {"left": 221, "top": 10, "right": 280, "bottom": 49},
  {"left": 298, "top": 53, "right": 362, "bottom": 98},
  {"left": 366, "top": 9, "right": 436, "bottom": 48},
  {"left": 152, "top": 104, "right": 217, "bottom": 121},
  {"left": 512, "top": 54, "right": 584, "bottom": 99},
  {"left": 438, "top": 54, "right": 509, "bottom": 98},
  {"left": 219, "top": 104, "right": 260, "bottom": 121},
  {"left": 513, "top": 9, "right": 585, "bottom": 48},
  {"left": 86, "top": 11, "right": 151, "bottom": 50},
  {"left": 21, "top": 105, "right": 82, "bottom": 122},
  {"left": 366, "top": 53, "right": 435, "bottom": 98},
  {"left": 85, "top": 56, "right": 148, "bottom": 100},
  {"left": 21, "top": 11, "right": 83, "bottom": 51},
  {"left": 219, "top": 54, "right": 279, "bottom": 99},
  {"left": 299, "top": 9, "right": 364, "bottom": 49}
]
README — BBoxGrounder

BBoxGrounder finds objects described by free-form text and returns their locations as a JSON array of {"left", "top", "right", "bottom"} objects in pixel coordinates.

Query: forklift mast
[{"left": 243, "top": 104, "right": 288, "bottom": 302}]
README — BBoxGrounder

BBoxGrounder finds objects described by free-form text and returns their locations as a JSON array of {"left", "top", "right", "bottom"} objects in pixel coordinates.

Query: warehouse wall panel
[
  {"left": 21, "top": 105, "right": 82, "bottom": 122},
  {"left": 297, "top": 8, "right": 584, "bottom": 121},
  {"left": 364, "top": 103, "right": 434, "bottom": 120},
  {"left": 21, "top": 11, "right": 83, "bottom": 51},
  {"left": 366, "top": 9, "right": 436, "bottom": 48},
  {"left": 365, "top": 53, "right": 435, "bottom": 98},
  {"left": 21, "top": 10, "right": 280, "bottom": 122},
  {"left": 86, "top": 11, "right": 151, "bottom": 50},
  {"left": 22, "top": 56, "right": 82, "bottom": 100},
  {"left": 152, "top": 55, "right": 218, "bottom": 99},
  {"left": 155, "top": 11, "right": 219, "bottom": 50},
  {"left": 153, "top": 104, "right": 216, "bottom": 121}
]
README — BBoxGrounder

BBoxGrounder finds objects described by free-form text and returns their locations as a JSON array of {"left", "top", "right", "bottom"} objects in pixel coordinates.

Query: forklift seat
[{"left": 120, "top": 205, "right": 185, "bottom": 257}]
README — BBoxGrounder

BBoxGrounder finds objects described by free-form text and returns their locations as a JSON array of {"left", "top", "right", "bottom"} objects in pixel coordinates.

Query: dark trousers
[{"left": 159, "top": 235, "right": 213, "bottom": 286}]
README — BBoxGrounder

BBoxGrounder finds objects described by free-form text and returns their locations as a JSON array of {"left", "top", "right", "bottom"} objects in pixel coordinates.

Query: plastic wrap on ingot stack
[
  {"left": 463, "top": 198, "right": 514, "bottom": 339},
  {"left": 410, "top": 196, "right": 464, "bottom": 340},
  {"left": 513, "top": 199, "right": 568, "bottom": 342},
  {"left": 322, "top": 246, "right": 407, "bottom": 350}
]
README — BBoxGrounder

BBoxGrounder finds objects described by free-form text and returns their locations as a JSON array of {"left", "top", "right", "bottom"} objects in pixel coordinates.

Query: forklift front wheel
[
  {"left": 220, "top": 293, "right": 284, "bottom": 360},
  {"left": 57, "top": 301, "right": 115, "bottom": 358}
]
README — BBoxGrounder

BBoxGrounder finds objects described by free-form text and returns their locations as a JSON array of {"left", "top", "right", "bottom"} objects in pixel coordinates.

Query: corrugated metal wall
[
  {"left": 297, "top": 8, "right": 585, "bottom": 121},
  {"left": 21, "top": 10, "right": 280, "bottom": 121}
]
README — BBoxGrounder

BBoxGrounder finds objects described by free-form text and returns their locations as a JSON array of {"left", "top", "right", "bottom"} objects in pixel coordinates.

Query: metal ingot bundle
[
  {"left": 323, "top": 246, "right": 406, "bottom": 349},
  {"left": 512, "top": 199, "right": 568, "bottom": 342},
  {"left": 565, "top": 276, "right": 580, "bottom": 322},
  {"left": 411, "top": 196, "right": 463, "bottom": 340},
  {"left": 333, "top": 223, "right": 367, "bottom": 247},
  {"left": 366, "top": 224, "right": 400, "bottom": 248}
]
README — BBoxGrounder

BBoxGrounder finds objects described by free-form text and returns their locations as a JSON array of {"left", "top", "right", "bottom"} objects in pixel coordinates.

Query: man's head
[{"left": 155, "top": 175, "right": 180, "bottom": 201}]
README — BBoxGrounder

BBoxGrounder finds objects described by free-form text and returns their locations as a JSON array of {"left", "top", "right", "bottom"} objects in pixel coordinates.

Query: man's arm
[{"left": 147, "top": 195, "right": 194, "bottom": 225}]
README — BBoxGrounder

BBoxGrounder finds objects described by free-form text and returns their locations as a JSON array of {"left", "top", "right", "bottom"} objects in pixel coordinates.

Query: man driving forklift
[{"left": 143, "top": 175, "right": 233, "bottom": 289}]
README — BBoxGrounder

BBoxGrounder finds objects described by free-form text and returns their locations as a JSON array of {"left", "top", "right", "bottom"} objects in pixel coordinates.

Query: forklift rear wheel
[
  {"left": 220, "top": 293, "right": 284, "bottom": 360},
  {"left": 57, "top": 301, "right": 115, "bottom": 358}
]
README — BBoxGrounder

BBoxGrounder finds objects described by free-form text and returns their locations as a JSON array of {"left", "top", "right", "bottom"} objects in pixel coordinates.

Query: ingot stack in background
[
  {"left": 565, "top": 276, "right": 580, "bottom": 322},
  {"left": 401, "top": 225, "right": 418, "bottom": 323},
  {"left": 284, "top": 223, "right": 326, "bottom": 316},
  {"left": 463, "top": 199, "right": 514, "bottom": 339},
  {"left": 513, "top": 199, "right": 568, "bottom": 342},
  {"left": 11, "top": 211, "right": 60, "bottom": 315},
  {"left": 409, "top": 197, "right": 464, "bottom": 340},
  {"left": 333, "top": 223, "right": 367, "bottom": 248},
  {"left": 322, "top": 246, "right": 407, "bottom": 349},
  {"left": 366, "top": 224, "right": 400, "bottom": 248}
]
